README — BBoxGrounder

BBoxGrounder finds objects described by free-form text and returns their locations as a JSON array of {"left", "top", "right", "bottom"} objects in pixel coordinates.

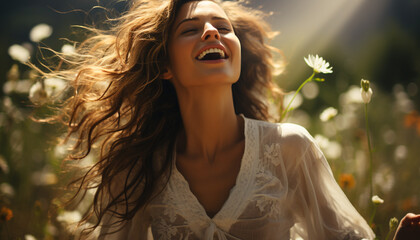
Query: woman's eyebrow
[
  {"left": 175, "top": 16, "right": 228, "bottom": 31},
  {"left": 175, "top": 17, "right": 199, "bottom": 31}
]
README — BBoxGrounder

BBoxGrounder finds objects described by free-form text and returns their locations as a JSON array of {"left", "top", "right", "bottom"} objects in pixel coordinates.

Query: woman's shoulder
[
  {"left": 246, "top": 117, "right": 313, "bottom": 145},
  {"left": 246, "top": 118, "right": 316, "bottom": 169}
]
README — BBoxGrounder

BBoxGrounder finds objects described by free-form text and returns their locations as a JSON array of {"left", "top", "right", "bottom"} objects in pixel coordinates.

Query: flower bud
[
  {"left": 389, "top": 217, "right": 398, "bottom": 231},
  {"left": 7, "top": 64, "right": 19, "bottom": 81},
  {"left": 361, "top": 79, "right": 370, "bottom": 92},
  {"left": 360, "top": 79, "right": 373, "bottom": 103},
  {"left": 372, "top": 195, "right": 384, "bottom": 205}
]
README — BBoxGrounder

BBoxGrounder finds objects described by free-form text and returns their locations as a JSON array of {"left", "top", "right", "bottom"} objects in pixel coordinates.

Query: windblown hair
[{"left": 40, "top": 0, "right": 282, "bottom": 236}]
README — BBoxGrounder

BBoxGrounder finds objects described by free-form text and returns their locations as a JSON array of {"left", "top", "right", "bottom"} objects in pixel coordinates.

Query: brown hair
[{"left": 38, "top": 0, "right": 282, "bottom": 236}]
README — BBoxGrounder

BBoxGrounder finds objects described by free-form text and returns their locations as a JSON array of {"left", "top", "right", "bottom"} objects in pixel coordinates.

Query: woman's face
[{"left": 165, "top": 0, "right": 241, "bottom": 89}]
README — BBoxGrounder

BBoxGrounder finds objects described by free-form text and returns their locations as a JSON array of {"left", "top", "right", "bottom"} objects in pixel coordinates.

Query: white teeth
[{"left": 197, "top": 48, "right": 225, "bottom": 60}]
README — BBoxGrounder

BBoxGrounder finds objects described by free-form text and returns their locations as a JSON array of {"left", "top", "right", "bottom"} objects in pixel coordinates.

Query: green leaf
[{"left": 314, "top": 78, "right": 325, "bottom": 82}]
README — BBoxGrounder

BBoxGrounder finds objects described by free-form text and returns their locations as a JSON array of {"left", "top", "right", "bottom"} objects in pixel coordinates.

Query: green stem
[
  {"left": 369, "top": 204, "right": 377, "bottom": 226},
  {"left": 281, "top": 72, "right": 315, "bottom": 120},
  {"left": 364, "top": 103, "right": 374, "bottom": 200},
  {"left": 385, "top": 229, "right": 392, "bottom": 240}
]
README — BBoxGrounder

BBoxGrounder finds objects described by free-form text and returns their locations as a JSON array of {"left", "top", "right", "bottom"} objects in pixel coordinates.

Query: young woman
[{"left": 41, "top": 0, "right": 418, "bottom": 239}]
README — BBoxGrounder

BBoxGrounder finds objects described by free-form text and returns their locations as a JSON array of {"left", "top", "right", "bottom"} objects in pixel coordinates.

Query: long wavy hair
[{"left": 39, "top": 0, "right": 283, "bottom": 236}]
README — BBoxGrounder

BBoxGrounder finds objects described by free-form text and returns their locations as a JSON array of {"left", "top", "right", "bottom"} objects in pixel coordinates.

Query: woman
[{"left": 41, "top": 0, "right": 417, "bottom": 239}]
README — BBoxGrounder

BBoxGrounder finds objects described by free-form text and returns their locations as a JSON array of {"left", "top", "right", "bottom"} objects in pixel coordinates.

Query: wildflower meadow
[{"left": 1, "top": 0, "right": 419, "bottom": 239}]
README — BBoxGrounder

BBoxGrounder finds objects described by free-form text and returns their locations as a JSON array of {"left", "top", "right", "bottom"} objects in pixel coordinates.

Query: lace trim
[
  {"left": 166, "top": 168, "right": 208, "bottom": 235},
  {"left": 213, "top": 117, "right": 258, "bottom": 229}
]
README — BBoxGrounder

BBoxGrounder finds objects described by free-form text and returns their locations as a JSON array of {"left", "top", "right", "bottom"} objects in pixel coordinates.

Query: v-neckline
[{"left": 172, "top": 115, "right": 251, "bottom": 220}]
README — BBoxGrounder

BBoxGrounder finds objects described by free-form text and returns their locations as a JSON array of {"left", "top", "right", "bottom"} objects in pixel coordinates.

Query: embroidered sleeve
[{"left": 280, "top": 124, "right": 375, "bottom": 240}]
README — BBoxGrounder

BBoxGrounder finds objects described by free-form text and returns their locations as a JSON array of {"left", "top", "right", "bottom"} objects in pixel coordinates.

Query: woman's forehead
[{"left": 175, "top": 1, "right": 229, "bottom": 22}]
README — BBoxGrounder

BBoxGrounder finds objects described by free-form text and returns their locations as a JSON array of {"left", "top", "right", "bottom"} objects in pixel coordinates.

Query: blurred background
[{"left": 1, "top": 0, "right": 419, "bottom": 239}]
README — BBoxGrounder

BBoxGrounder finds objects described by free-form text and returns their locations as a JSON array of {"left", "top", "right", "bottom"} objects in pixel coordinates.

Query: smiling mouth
[{"left": 196, "top": 48, "right": 228, "bottom": 61}]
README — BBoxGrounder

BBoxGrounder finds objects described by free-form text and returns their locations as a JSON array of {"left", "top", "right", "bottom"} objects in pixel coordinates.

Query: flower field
[{"left": 1, "top": 0, "right": 419, "bottom": 239}]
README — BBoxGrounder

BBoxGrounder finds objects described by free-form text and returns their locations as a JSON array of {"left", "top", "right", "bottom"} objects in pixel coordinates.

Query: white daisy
[
  {"left": 29, "top": 82, "right": 48, "bottom": 105},
  {"left": 44, "top": 77, "right": 67, "bottom": 98},
  {"left": 30, "top": 23, "right": 53, "bottom": 42},
  {"left": 57, "top": 210, "right": 82, "bottom": 225},
  {"left": 304, "top": 54, "right": 333, "bottom": 74},
  {"left": 320, "top": 107, "right": 338, "bottom": 122},
  {"left": 8, "top": 44, "right": 30, "bottom": 63},
  {"left": 61, "top": 44, "right": 76, "bottom": 54},
  {"left": 24, "top": 235, "right": 37, "bottom": 240}
]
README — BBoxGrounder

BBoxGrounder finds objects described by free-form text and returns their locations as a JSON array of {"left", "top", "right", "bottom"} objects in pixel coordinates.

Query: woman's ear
[{"left": 161, "top": 67, "right": 173, "bottom": 80}]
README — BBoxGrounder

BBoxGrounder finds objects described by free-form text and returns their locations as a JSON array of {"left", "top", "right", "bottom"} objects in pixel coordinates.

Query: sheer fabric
[{"left": 99, "top": 116, "right": 375, "bottom": 239}]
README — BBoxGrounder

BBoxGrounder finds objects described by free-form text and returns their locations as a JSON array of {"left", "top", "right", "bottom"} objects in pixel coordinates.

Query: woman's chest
[
  {"left": 146, "top": 139, "right": 294, "bottom": 238},
  {"left": 175, "top": 140, "right": 245, "bottom": 218},
  {"left": 151, "top": 159, "right": 289, "bottom": 220},
  {"left": 178, "top": 164, "right": 242, "bottom": 217}
]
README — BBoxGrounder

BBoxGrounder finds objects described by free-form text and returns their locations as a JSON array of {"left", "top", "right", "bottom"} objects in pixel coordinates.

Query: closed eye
[
  {"left": 217, "top": 27, "right": 231, "bottom": 32},
  {"left": 182, "top": 28, "right": 198, "bottom": 34}
]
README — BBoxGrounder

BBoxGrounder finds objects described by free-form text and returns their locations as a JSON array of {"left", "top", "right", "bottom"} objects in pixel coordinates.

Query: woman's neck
[{"left": 175, "top": 85, "right": 243, "bottom": 163}]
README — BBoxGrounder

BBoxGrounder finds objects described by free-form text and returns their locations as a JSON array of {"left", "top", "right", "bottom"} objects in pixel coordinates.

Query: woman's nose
[{"left": 201, "top": 23, "right": 220, "bottom": 41}]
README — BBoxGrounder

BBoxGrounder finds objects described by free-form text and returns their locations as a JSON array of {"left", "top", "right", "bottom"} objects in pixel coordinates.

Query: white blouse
[{"left": 99, "top": 116, "right": 375, "bottom": 240}]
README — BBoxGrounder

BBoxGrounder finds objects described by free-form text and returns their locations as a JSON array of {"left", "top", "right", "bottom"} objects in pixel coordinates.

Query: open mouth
[{"left": 196, "top": 48, "right": 228, "bottom": 61}]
